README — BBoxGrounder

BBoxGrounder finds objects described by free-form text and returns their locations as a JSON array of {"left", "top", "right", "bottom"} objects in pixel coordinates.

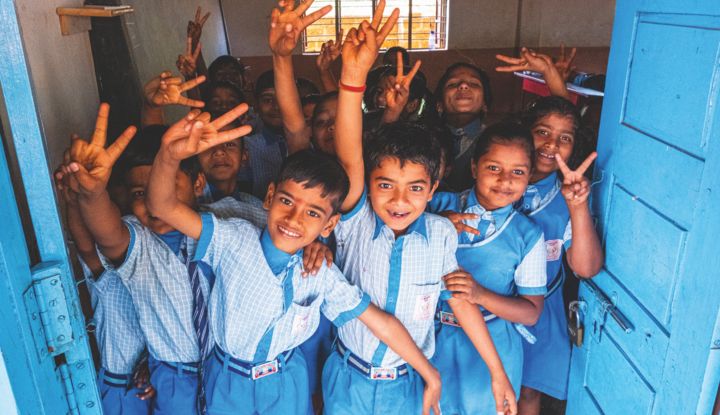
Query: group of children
[{"left": 54, "top": 1, "right": 604, "bottom": 414}]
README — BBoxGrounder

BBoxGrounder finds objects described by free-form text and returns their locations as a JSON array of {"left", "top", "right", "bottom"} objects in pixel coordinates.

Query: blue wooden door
[
  {"left": 567, "top": 1, "right": 720, "bottom": 414},
  {"left": 0, "top": 0, "right": 102, "bottom": 413}
]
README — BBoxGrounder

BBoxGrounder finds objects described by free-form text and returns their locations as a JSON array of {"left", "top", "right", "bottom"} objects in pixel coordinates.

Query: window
[{"left": 302, "top": 0, "right": 449, "bottom": 53}]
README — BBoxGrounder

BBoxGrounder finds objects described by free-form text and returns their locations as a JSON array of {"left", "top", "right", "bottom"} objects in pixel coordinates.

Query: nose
[
  {"left": 457, "top": 81, "right": 470, "bottom": 90},
  {"left": 328, "top": 123, "right": 335, "bottom": 133},
  {"left": 390, "top": 187, "right": 410, "bottom": 205},
  {"left": 500, "top": 169, "right": 515, "bottom": 184},
  {"left": 212, "top": 145, "right": 227, "bottom": 157},
  {"left": 286, "top": 205, "right": 303, "bottom": 226}
]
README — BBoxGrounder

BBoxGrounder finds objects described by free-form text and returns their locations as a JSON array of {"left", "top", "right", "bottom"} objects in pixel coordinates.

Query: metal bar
[
  {"left": 408, "top": 0, "right": 413, "bottom": 49},
  {"left": 583, "top": 279, "right": 635, "bottom": 334}
]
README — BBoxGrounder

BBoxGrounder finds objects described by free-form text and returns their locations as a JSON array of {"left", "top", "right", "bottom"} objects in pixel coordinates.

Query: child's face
[
  {"left": 441, "top": 67, "right": 486, "bottom": 116},
  {"left": 197, "top": 139, "right": 246, "bottom": 183},
  {"left": 531, "top": 113, "right": 576, "bottom": 181},
  {"left": 207, "top": 87, "right": 242, "bottom": 115},
  {"left": 211, "top": 64, "right": 244, "bottom": 89},
  {"left": 263, "top": 179, "right": 339, "bottom": 254},
  {"left": 126, "top": 166, "right": 205, "bottom": 234},
  {"left": 471, "top": 142, "right": 531, "bottom": 211},
  {"left": 368, "top": 157, "right": 437, "bottom": 236},
  {"left": 303, "top": 102, "right": 317, "bottom": 126},
  {"left": 256, "top": 88, "right": 283, "bottom": 131},
  {"left": 311, "top": 97, "right": 337, "bottom": 156}
]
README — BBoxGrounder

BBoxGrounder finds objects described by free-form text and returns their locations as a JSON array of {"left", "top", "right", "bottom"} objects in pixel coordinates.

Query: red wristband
[{"left": 339, "top": 81, "right": 366, "bottom": 93}]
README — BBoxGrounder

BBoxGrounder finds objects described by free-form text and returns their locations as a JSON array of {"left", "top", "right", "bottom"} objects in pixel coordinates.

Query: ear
[
  {"left": 193, "top": 172, "right": 206, "bottom": 197},
  {"left": 240, "top": 145, "right": 249, "bottom": 163},
  {"left": 427, "top": 180, "right": 440, "bottom": 202},
  {"left": 471, "top": 160, "right": 478, "bottom": 180},
  {"left": 263, "top": 182, "right": 276, "bottom": 210},
  {"left": 406, "top": 99, "right": 420, "bottom": 114},
  {"left": 320, "top": 213, "right": 340, "bottom": 238}
]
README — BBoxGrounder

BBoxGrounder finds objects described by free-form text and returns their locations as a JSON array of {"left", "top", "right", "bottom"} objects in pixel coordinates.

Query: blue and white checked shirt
[
  {"left": 100, "top": 216, "right": 212, "bottom": 364},
  {"left": 199, "top": 195, "right": 267, "bottom": 228},
  {"left": 194, "top": 214, "right": 370, "bottom": 362},
  {"left": 244, "top": 129, "right": 287, "bottom": 198},
  {"left": 80, "top": 259, "right": 146, "bottom": 375},
  {"left": 333, "top": 190, "right": 459, "bottom": 368}
]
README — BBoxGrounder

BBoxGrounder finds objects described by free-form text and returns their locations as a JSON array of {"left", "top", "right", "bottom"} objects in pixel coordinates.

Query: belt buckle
[
  {"left": 370, "top": 366, "right": 397, "bottom": 381},
  {"left": 439, "top": 311, "right": 460, "bottom": 327},
  {"left": 251, "top": 360, "right": 279, "bottom": 380}
]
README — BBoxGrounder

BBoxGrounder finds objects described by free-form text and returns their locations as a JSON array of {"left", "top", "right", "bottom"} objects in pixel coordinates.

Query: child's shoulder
[
  {"left": 422, "top": 211, "right": 457, "bottom": 240},
  {"left": 506, "top": 209, "right": 544, "bottom": 243}
]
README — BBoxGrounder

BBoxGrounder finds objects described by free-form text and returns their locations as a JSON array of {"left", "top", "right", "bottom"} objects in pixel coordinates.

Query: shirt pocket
[
  {"left": 408, "top": 281, "right": 441, "bottom": 323},
  {"left": 274, "top": 300, "right": 322, "bottom": 352}
]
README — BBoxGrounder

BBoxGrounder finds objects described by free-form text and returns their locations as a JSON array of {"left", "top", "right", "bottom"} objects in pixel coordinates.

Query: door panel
[{"left": 567, "top": 1, "right": 720, "bottom": 414}]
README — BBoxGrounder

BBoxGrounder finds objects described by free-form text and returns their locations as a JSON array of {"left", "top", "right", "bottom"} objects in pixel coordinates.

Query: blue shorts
[
  {"left": 432, "top": 319, "right": 523, "bottom": 415},
  {"left": 98, "top": 369, "right": 151, "bottom": 415},
  {"left": 299, "top": 314, "right": 334, "bottom": 396},
  {"left": 521, "top": 288, "right": 571, "bottom": 399},
  {"left": 148, "top": 357, "right": 201, "bottom": 415},
  {"left": 204, "top": 348, "right": 311, "bottom": 415},
  {"left": 322, "top": 347, "right": 426, "bottom": 415}
]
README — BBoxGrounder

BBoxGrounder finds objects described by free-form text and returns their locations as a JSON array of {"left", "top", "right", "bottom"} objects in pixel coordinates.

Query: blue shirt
[
  {"left": 244, "top": 129, "right": 287, "bottom": 198},
  {"left": 194, "top": 214, "right": 370, "bottom": 362},
  {"left": 333, "top": 189, "right": 459, "bottom": 367},
  {"left": 199, "top": 195, "right": 267, "bottom": 229}
]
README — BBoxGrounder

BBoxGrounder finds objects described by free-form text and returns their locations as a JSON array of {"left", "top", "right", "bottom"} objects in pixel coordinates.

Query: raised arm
[
  {"left": 67, "top": 104, "right": 136, "bottom": 263},
  {"left": 142, "top": 71, "right": 206, "bottom": 127},
  {"left": 496, "top": 47, "right": 570, "bottom": 100},
  {"left": 268, "top": 0, "right": 331, "bottom": 153},
  {"left": 315, "top": 31, "right": 343, "bottom": 92},
  {"left": 147, "top": 105, "right": 252, "bottom": 239},
  {"left": 357, "top": 304, "right": 441, "bottom": 415},
  {"left": 335, "top": 0, "right": 399, "bottom": 212}
]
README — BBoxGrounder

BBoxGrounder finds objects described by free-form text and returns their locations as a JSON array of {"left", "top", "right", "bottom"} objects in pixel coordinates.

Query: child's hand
[
  {"left": 439, "top": 211, "right": 481, "bottom": 236},
  {"left": 554, "top": 44, "right": 577, "bottom": 81},
  {"left": 161, "top": 104, "right": 252, "bottom": 162},
  {"left": 135, "top": 384, "right": 156, "bottom": 401},
  {"left": 340, "top": 0, "right": 399, "bottom": 85},
  {"left": 495, "top": 47, "right": 555, "bottom": 75},
  {"left": 556, "top": 152, "right": 597, "bottom": 207},
  {"left": 421, "top": 368, "right": 441, "bottom": 415},
  {"left": 302, "top": 240, "right": 334, "bottom": 276},
  {"left": 176, "top": 37, "right": 202, "bottom": 79},
  {"left": 67, "top": 104, "right": 136, "bottom": 197},
  {"left": 315, "top": 29, "right": 343, "bottom": 71},
  {"left": 144, "top": 71, "right": 206, "bottom": 108},
  {"left": 382, "top": 52, "right": 422, "bottom": 123},
  {"left": 444, "top": 270, "right": 487, "bottom": 305},
  {"left": 491, "top": 374, "right": 518, "bottom": 415},
  {"left": 269, "top": 0, "right": 332, "bottom": 57},
  {"left": 187, "top": 6, "right": 210, "bottom": 46}
]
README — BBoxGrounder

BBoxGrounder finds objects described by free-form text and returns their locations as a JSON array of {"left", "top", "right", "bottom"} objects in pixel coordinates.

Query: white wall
[{"left": 0, "top": 350, "right": 18, "bottom": 415}]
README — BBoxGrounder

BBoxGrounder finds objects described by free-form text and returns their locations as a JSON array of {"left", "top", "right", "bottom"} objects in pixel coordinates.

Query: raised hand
[
  {"left": 301, "top": 240, "right": 334, "bottom": 277},
  {"left": 438, "top": 211, "right": 480, "bottom": 236},
  {"left": 554, "top": 44, "right": 577, "bottom": 81},
  {"left": 382, "top": 51, "right": 421, "bottom": 122},
  {"left": 187, "top": 6, "right": 210, "bottom": 47},
  {"left": 176, "top": 37, "right": 202, "bottom": 78},
  {"left": 144, "top": 71, "right": 206, "bottom": 108},
  {"left": 269, "top": 0, "right": 332, "bottom": 57},
  {"left": 340, "top": 0, "right": 399, "bottom": 83},
  {"left": 316, "top": 28, "right": 343, "bottom": 71},
  {"left": 67, "top": 104, "right": 136, "bottom": 197},
  {"left": 161, "top": 104, "right": 252, "bottom": 162},
  {"left": 556, "top": 152, "right": 596, "bottom": 206},
  {"left": 495, "top": 47, "right": 555, "bottom": 74}
]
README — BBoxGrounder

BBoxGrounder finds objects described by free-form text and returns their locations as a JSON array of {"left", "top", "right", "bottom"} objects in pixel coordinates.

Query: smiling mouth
[
  {"left": 538, "top": 151, "right": 556, "bottom": 161},
  {"left": 387, "top": 210, "right": 411, "bottom": 220},
  {"left": 277, "top": 224, "right": 302, "bottom": 239}
]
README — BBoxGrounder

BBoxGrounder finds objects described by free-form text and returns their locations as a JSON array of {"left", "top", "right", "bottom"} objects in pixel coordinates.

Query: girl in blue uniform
[
  {"left": 428, "top": 122, "right": 548, "bottom": 415},
  {"left": 517, "top": 96, "right": 604, "bottom": 414}
]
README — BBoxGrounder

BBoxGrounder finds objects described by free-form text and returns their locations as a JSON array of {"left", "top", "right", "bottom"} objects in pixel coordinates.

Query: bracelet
[{"left": 339, "top": 81, "right": 366, "bottom": 93}]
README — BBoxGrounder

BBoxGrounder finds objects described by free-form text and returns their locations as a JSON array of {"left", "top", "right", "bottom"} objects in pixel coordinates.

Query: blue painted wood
[
  {"left": 567, "top": 1, "right": 720, "bottom": 414},
  {"left": 0, "top": 0, "right": 101, "bottom": 413}
]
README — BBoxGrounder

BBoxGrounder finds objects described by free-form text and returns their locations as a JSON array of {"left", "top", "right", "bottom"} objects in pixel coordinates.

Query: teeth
[
  {"left": 539, "top": 152, "right": 555, "bottom": 159},
  {"left": 278, "top": 225, "right": 300, "bottom": 238}
]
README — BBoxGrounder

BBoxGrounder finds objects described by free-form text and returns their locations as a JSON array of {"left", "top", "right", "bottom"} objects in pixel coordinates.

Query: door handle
[{"left": 584, "top": 279, "right": 634, "bottom": 334}]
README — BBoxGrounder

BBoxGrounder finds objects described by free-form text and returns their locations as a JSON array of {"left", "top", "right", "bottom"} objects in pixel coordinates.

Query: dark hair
[
  {"left": 522, "top": 96, "right": 585, "bottom": 167},
  {"left": 311, "top": 91, "right": 338, "bottom": 122},
  {"left": 275, "top": 150, "right": 350, "bottom": 213},
  {"left": 384, "top": 46, "right": 410, "bottom": 66},
  {"left": 208, "top": 56, "right": 245, "bottom": 80},
  {"left": 122, "top": 125, "right": 201, "bottom": 182},
  {"left": 364, "top": 122, "right": 442, "bottom": 185},
  {"left": 202, "top": 80, "right": 247, "bottom": 105},
  {"left": 434, "top": 62, "right": 493, "bottom": 109},
  {"left": 472, "top": 122, "right": 535, "bottom": 170},
  {"left": 296, "top": 77, "right": 320, "bottom": 98},
  {"left": 254, "top": 70, "right": 275, "bottom": 97}
]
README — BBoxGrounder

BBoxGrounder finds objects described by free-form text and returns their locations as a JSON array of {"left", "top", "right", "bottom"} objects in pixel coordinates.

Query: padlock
[{"left": 568, "top": 301, "right": 584, "bottom": 347}]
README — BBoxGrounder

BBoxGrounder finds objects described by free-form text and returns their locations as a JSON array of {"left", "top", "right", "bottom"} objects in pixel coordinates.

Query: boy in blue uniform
[
  {"left": 328, "top": 1, "right": 517, "bottom": 413},
  {"left": 145, "top": 105, "right": 444, "bottom": 414}
]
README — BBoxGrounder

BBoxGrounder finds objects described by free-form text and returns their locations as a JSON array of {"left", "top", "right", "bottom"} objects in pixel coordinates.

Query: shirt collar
[
  {"left": 464, "top": 189, "right": 514, "bottom": 228},
  {"left": 372, "top": 212, "right": 428, "bottom": 242},
  {"left": 260, "top": 228, "right": 302, "bottom": 275},
  {"left": 529, "top": 171, "right": 560, "bottom": 199},
  {"left": 157, "top": 230, "right": 185, "bottom": 256},
  {"left": 261, "top": 128, "right": 283, "bottom": 146},
  {"left": 448, "top": 118, "right": 483, "bottom": 139}
]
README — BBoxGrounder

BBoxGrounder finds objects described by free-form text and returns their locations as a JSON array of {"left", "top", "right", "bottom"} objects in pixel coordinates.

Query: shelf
[{"left": 56, "top": 6, "right": 133, "bottom": 36}]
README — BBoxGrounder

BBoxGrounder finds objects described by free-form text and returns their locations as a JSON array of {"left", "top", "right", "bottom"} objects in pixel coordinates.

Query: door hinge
[{"left": 23, "top": 261, "right": 75, "bottom": 361}]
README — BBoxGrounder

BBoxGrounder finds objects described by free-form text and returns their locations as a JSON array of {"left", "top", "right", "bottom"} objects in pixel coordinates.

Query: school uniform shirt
[
  {"left": 99, "top": 216, "right": 214, "bottom": 364},
  {"left": 333, "top": 189, "right": 459, "bottom": 368},
  {"left": 197, "top": 182, "right": 257, "bottom": 205},
  {"left": 444, "top": 119, "right": 485, "bottom": 192},
  {"left": 194, "top": 213, "right": 371, "bottom": 362},
  {"left": 199, "top": 194, "right": 267, "bottom": 228},
  {"left": 244, "top": 128, "right": 287, "bottom": 198},
  {"left": 80, "top": 259, "right": 146, "bottom": 375},
  {"left": 521, "top": 172, "right": 574, "bottom": 400}
]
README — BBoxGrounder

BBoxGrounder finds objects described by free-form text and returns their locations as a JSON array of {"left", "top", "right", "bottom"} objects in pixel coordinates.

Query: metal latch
[
  {"left": 568, "top": 300, "right": 585, "bottom": 347},
  {"left": 23, "top": 261, "right": 75, "bottom": 360}
]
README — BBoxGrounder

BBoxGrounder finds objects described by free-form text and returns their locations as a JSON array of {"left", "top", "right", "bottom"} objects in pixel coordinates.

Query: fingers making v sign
[{"left": 556, "top": 151, "right": 597, "bottom": 206}]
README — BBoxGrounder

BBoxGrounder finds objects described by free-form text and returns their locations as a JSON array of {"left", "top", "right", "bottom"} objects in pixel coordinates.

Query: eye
[
  {"left": 534, "top": 129, "right": 549, "bottom": 137},
  {"left": 410, "top": 185, "right": 425, "bottom": 192},
  {"left": 279, "top": 196, "right": 292, "bottom": 206},
  {"left": 225, "top": 141, "right": 238, "bottom": 148},
  {"left": 487, "top": 165, "right": 500, "bottom": 172},
  {"left": 378, "top": 182, "right": 392, "bottom": 190},
  {"left": 307, "top": 210, "right": 321, "bottom": 219},
  {"left": 445, "top": 81, "right": 460, "bottom": 89},
  {"left": 560, "top": 134, "right": 574, "bottom": 143},
  {"left": 468, "top": 81, "right": 483, "bottom": 89},
  {"left": 132, "top": 190, "right": 145, "bottom": 199},
  {"left": 512, "top": 169, "right": 526, "bottom": 176}
]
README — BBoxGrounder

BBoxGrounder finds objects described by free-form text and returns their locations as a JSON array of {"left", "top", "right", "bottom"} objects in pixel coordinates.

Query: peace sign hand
[
  {"left": 556, "top": 152, "right": 597, "bottom": 207},
  {"left": 269, "top": 0, "right": 332, "bottom": 57},
  {"left": 67, "top": 104, "right": 137, "bottom": 197},
  {"left": 555, "top": 44, "right": 577, "bottom": 81},
  {"left": 144, "top": 71, "right": 206, "bottom": 108},
  {"left": 340, "top": 0, "right": 399, "bottom": 85},
  {"left": 382, "top": 51, "right": 421, "bottom": 122},
  {"left": 176, "top": 37, "right": 202, "bottom": 78},
  {"left": 316, "top": 29, "right": 343, "bottom": 71},
  {"left": 161, "top": 104, "right": 253, "bottom": 162},
  {"left": 495, "top": 47, "right": 555, "bottom": 75},
  {"left": 187, "top": 6, "right": 210, "bottom": 46}
]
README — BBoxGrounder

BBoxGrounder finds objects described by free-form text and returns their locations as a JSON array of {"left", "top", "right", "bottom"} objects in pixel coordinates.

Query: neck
[
  {"left": 445, "top": 113, "right": 482, "bottom": 129},
  {"left": 530, "top": 170, "right": 553, "bottom": 184},
  {"left": 213, "top": 179, "right": 237, "bottom": 197}
]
